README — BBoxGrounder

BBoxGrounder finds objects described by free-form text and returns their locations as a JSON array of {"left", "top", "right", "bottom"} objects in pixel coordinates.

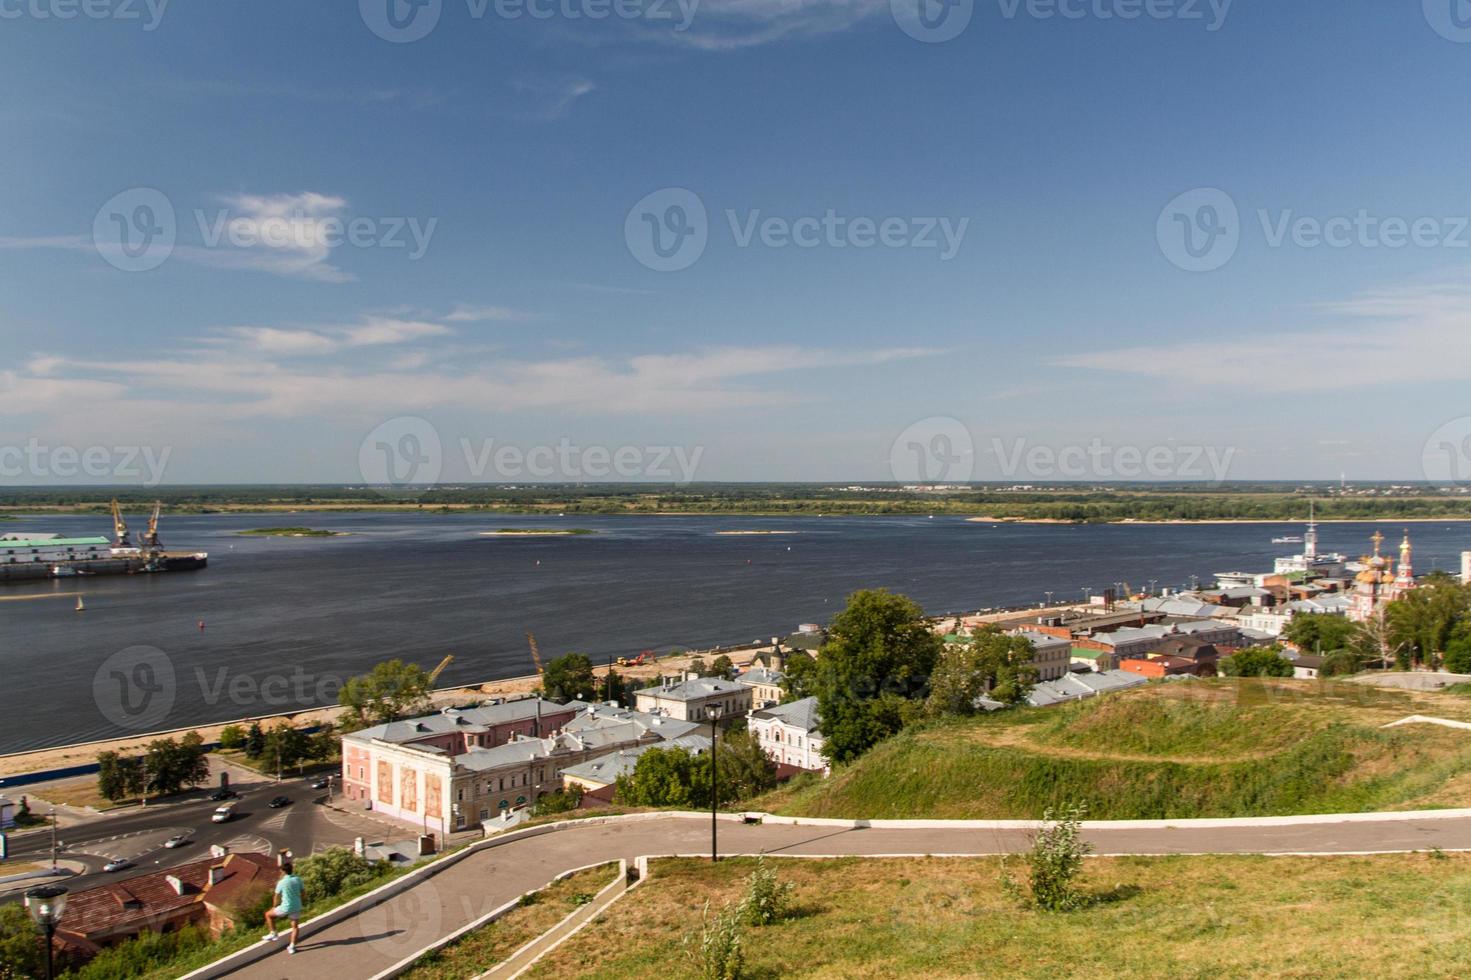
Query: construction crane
[
  {"left": 142, "top": 501, "right": 163, "bottom": 551},
  {"left": 427, "top": 654, "right": 454, "bottom": 687},
  {"left": 110, "top": 499, "right": 131, "bottom": 548},
  {"left": 526, "top": 632, "right": 544, "bottom": 678}
]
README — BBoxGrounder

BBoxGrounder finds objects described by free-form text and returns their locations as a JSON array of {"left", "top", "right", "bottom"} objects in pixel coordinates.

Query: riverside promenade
[{"left": 193, "top": 808, "right": 1471, "bottom": 980}]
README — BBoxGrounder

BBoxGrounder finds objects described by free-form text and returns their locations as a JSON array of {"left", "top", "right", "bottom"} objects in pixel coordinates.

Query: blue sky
[{"left": 3, "top": 0, "right": 1471, "bottom": 485}]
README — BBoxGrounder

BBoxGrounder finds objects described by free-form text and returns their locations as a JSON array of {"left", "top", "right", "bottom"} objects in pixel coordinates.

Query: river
[{"left": 2, "top": 512, "right": 1469, "bottom": 752}]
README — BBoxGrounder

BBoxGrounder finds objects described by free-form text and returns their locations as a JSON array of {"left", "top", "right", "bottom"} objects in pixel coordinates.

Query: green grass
[
  {"left": 527, "top": 853, "right": 1471, "bottom": 979},
  {"left": 756, "top": 679, "right": 1471, "bottom": 820},
  {"left": 400, "top": 863, "right": 618, "bottom": 980}
]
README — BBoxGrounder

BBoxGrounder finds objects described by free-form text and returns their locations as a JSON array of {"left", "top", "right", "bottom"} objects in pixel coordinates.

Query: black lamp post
[
  {"left": 706, "top": 702, "right": 723, "bottom": 862},
  {"left": 25, "top": 885, "right": 68, "bottom": 980}
]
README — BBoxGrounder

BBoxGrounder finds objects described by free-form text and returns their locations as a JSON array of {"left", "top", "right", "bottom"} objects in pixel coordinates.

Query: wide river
[{"left": 3, "top": 513, "right": 1470, "bottom": 754}]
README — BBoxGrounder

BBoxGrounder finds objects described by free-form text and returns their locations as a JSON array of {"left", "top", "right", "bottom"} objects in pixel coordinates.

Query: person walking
[{"left": 263, "top": 859, "right": 305, "bottom": 954}]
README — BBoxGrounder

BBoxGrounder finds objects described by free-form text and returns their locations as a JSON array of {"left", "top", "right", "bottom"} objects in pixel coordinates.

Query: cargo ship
[{"left": 0, "top": 500, "right": 207, "bottom": 583}]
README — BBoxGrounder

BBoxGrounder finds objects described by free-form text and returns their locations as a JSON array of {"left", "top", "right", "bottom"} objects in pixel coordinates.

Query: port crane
[
  {"left": 110, "top": 499, "right": 132, "bottom": 548},
  {"left": 427, "top": 654, "right": 454, "bottom": 687},
  {"left": 526, "top": 632, "right": 544, "bottom": 678},
  {"left": 142, "top": 501, "right": 163, "bottom": 550}
]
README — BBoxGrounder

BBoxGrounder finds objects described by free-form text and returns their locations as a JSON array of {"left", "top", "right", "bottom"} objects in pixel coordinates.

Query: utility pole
[
  {"left": 48, "top": 808, "right": 57, "bottom": 872},
  {"left": 707, "top": 703, "right": 723, "bottom": 862}
]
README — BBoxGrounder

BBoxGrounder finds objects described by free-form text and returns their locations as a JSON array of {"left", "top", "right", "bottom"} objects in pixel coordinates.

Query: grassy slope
[
  {"left": 401, "top": 863, "right": 618, "bottom": 980},
  {"left": 756, "top": 679, "right": 1471, "bottom": 820},
  {"left": 529, "top": 854, "right": 1471, "bottom": 979}
]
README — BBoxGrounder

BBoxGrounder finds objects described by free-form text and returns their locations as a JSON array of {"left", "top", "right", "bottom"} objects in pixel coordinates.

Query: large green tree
[
  {"left": 1283, "top": 613, "right": 1357, "bottom": 654},
  {"left": 1386, "top": 574, "right": 1471, "bottom": 669},
  {"left": 926, "top": 628, "right": 1038, "bottom": 716},
  {"left": 541, "top": 653, "right": 597, "bottom": 702},
  {"left": 0, "top": 903, "right": 43, "bottom": 980},
  {"left": 338, "top": 659, "right": 435, "bottom": 727},
  {"left": 616, "top": 746, "right": 699, "bottom": 807},
  {"left": 810, "top": 590, "right": 943, "bottom": 764},
  {"left": 1221, "top": 647, "right": 1294, "bottom": 678}
]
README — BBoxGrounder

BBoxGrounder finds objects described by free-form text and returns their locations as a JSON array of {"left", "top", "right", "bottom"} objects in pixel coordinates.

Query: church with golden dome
[{"left": 1348, "top": 530, "right": 1416, "bottom": 622}]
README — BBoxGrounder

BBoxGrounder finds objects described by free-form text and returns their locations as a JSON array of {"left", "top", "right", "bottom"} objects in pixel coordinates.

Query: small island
[
  {"left": 715, "top": 530, "right": 800, "bottom": 536},
  {"left": 482, "top": 528, "right": 595, "bottom": 536},
  {"left": 237, "top": 527, "right": 343, "bottom": 537}
]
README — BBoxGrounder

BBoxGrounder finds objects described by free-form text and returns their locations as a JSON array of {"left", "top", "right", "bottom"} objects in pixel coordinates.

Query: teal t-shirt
[{"left": 275, "top": 874, "right": 304, "bottom": 914}]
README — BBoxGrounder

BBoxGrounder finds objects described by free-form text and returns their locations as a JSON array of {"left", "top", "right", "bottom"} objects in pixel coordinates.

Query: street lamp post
[
  {"left": 706, "top": 703, "right": 723, "bottom": 862},
  {"left": 48, "top": 808, "right": 57, "bottom": 872},
  {"left": 25, "top": 885, "right": 67, "bottom": 980}
]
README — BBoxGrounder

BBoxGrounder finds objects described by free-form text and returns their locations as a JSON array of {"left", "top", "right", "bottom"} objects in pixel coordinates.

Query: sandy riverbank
[{"left": 0, "top": 644, "right": 771, "bottom": 779}]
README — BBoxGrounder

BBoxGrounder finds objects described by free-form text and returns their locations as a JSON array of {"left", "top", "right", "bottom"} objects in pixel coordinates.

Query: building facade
[
  {"left": 748, "top": 697, "right": 828, "bottom": 773},
  {"left": 1349, "top": 531, "right": 1416, "bottom": 623},
  {"left": 634, "top": 676, "right": 752, "bottom": 723}
]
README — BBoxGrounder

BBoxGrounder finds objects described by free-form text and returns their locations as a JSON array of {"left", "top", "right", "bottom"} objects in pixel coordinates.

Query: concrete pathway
[{"left": 201, "top": 809, "right": 1471, "bottom": 980}]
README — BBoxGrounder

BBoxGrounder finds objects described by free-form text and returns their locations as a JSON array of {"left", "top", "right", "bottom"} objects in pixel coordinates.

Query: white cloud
[
  {"left": 1054, "top": 273, "right": 1471, "bottom": 392},
  {"left": 654, "top": 0, "right": 888, "bottom": 49},
  {"left": 442, "top": 304, "right": 537, "bottom": 323},
  {"left": 209, "top": 317, "right": 454, "bottom": 355}
]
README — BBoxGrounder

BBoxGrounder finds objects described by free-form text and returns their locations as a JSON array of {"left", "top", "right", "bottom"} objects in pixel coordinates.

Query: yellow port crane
[
  {"left": 526, "top": 632, "right": 544, "bottom": 677},
  {"left": 427, "top": 654, "right": 454, "bottom": 687},
  {"left": 110, "top": 498, "right": 131, "bottom": 548},
  {"left": 142, "top": 501, "right": 163, "bottom": 551}
]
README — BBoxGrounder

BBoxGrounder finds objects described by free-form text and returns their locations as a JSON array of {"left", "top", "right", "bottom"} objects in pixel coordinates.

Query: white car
[
  {"left": 211, "top": 804, "right": 237, "bottom": 824},
  {"left": 164, "top": 834, "right": 191, "bottom": 849},
  {"left": 102, "top": 858, "right": 133, "bottom": 873}
]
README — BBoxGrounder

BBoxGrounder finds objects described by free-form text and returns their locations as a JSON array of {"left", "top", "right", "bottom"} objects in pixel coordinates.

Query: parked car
[
  {"left": 164, "top": 834, "right": 191, "bottom": 849},
  {"left": 102, "top": 858, "right": 133, "bottom": 873},
  {"left": 268, "top": 796, "right": 292, "bottom": 809},
  {"left": 211, "top": 804, "right": 237, "bottom": 823},
  {"left": 310, "top": 778, "right": 329, "bottom": 790},
  {"left": 208, "top": 788, "right": 238, "bottom": 802}
]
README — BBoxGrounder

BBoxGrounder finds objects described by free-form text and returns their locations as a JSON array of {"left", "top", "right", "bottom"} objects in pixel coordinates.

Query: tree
[
  {"left": 1445, "top": 622, "right": 1471, "bottom": 674},
  {"left": 97, "top": 750, "right": 144, "bottom": 802},
  {"left": 541, "top": 653, "right": 597, "bottom": 702},
  {"left": 262, "top": 724, "right": 312, "bottom": 773},
  {"left": 926, "top": 628, "right": 1038, "bottom": 716},
  {"left": 709, "top": 655, "right": 736, "bottom": 680},
  {"left": 779, "top": 652, "right": 816, "bottom": 703},
  {"left": 1386, "top": 574, "right": 1471, "bottom": 669},
  {"left": 1007, "top": 803, "right": 1094, "bottom": 912},
  {"left": 294, "top": 847, "right": 389, "bottom": 901},
  {"left": 810, "top": 590, "right": 943, "bottom": 763},
  {"left": 245, "top": 722, "right": 266, "bottom": 758},
  {"left": 0, "top": 903, "right": 43, "bottom": 980},
  {"left": 1283, "top": 613, "right": 1357, "bottom": 654},
  {"left": 218, "top": 724, "right": 246, "bottom": 750},
  {"left": 309, "top": 721, "right": 339, "bottom": 762},
  {"left": 597, "top": 667, "right": 629, "bottom": 706},
  {"left": 338, "top": 659, "right": 435, "bottom": 727},
  {"left": 143, "top": 733, "right": 209, "bottom": 796},
  {"left": 616, "top": 746, "right": 700, "bottom": 807},
  {"left": 1220, "top": 647, "right": 1294, "bottom": 678},
  {"left": 1320, "top": 649, "right": 1367, "bottom": 678},
  {"left": 690, "top": 731, "right": 777, "bottom": 806}
]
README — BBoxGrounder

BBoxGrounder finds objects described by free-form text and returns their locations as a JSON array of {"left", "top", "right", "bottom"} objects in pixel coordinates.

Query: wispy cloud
[
  {"left": 442, "top": 304, "right": 538, "bottom": 323},
  {"left": 1054, "top": 272, "right": 1471, "bottom": 392}
]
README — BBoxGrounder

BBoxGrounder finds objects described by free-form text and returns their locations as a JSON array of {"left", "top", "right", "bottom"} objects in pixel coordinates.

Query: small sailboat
[{"left": 75, "top": 596, "right": 85, "bottom": 612}]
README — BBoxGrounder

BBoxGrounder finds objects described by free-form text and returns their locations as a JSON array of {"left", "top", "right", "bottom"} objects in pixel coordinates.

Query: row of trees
[
  {"left": 220, "top": 720, "right": 338, "bottom": 771},
  {"left": 97, "top": 733, "right": 210, "bottom": 802},
  {"left": 1281, "top": 575, "right": 1471, "bottom": 673},
  {"left": 616, "top": 729, "right": 779, "bottom": 808}
]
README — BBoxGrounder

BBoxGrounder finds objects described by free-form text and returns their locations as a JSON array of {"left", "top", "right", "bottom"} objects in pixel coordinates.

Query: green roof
[
  {"left": 1070, "top": 646, "right": 1109, "bottom": 660},
  {"left": 0, "top": 537, "right": 111, "bottom": 548}
]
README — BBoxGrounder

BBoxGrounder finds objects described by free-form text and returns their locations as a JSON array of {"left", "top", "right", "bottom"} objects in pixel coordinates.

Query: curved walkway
[{"left": 198, "top": 809, "right": 1471, "bottom": 980}]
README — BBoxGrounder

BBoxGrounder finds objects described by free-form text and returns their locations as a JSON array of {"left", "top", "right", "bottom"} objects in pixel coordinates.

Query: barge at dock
[{"left": 0, "top": 500, "right": 207, "bottom": 583}]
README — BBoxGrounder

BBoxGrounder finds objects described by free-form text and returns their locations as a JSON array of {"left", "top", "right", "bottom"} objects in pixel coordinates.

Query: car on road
[
  {"left": 208, "top": 788, "right": 238, "bottom": 802},
  {"left": 211, "top": 803, "right": 237, "bottom": 823},
  {"left": 310, "top": 778, "right": 329, "bottom": 790},
  {"left": 268, "top": 795, "right": 292, "bottom": 808},
  {"left": 164, "top": 834, "right": 191, "bottom": 849},
  {"left": 102, "top": 858, "right": 133, "bottom": 873}
]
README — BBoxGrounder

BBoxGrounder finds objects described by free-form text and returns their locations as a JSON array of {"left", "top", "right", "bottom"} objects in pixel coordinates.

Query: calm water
[{"left": 3, "top": 513, "right": 1470, "bottom": 753}]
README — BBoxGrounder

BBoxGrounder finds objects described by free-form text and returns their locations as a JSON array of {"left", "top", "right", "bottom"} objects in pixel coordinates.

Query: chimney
[
  {"left": 210, "top": 844, "right": 229, "bottom": 858},
  {"left": 166, "top": 875, "right": 186, "bottom": 896},
  {"left": 208, "top": 865, "right": 227, "bottom": 887}
]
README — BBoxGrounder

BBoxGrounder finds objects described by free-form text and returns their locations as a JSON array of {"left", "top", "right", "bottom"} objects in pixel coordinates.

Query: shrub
[
  {"left": 218, "top": 724, "right": 246, "bottom": 750},
  {"left": 294, "top": 848, "right": 390, "bottom": 902},
  {"left": 684, "top": 900, "right": 744, "bottom": 980},
  {"left": 66, "top": 924, "right": 211, "bottom": 979},
  {"left": 531, "top": 786, "right": 582, "bottom": 817},
  {"left": 1005, "top": 802, "right": 1094, "bottom": 912},
  {"left": 738, "top": 857, "right": 794, "bottom": 926}
]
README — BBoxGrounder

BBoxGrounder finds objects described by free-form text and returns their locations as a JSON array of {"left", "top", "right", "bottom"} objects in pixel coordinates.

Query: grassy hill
[
  {"left": 528, "top": 853, "right": 1471, "bottom": 979},
  {"left": 755, "top": 679, "right": 1471, "bottom": 820}
]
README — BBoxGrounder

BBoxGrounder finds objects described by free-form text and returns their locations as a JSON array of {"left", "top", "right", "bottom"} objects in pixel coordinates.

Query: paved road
[
  {"left": 1, "top": 770, "right": 386, "bottom": 898},
  {"left": 218, "top": 811, "right": 1471, "bottom": 979}
]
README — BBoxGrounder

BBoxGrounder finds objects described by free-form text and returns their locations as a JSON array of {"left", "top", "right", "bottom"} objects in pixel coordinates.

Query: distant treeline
[{"left": 3, "top": 484, "right": 1471, "bottom": 522}]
